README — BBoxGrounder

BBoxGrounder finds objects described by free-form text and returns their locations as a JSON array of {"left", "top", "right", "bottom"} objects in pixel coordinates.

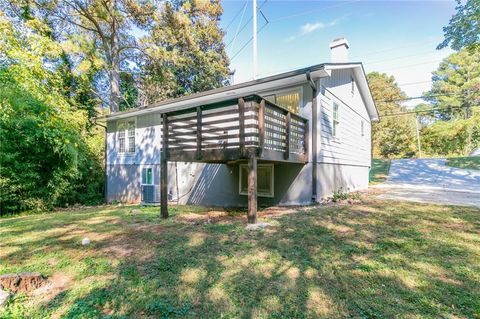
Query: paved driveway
[{"left": 376, "top": 158, "right": 480, "bottom": 207}]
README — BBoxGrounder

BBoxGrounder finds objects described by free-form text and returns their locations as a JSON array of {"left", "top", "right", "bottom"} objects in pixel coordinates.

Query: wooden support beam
[
  {"left": 161, "top": 113, "right": 169, "bottom": 218},
  {"left": 247, "top": 155, "right": 257, "bottom": 224},
  {"left": 258, "top": 99, "right": 265, "bottom": 157},
  {"left": 238, "top": 98, "right": 245, "bottom": 157},
  {"left": 285, "top": 112, "right": 291, "bottom": 160},
  {"left": 196, "top": 106, "right": 202, "bottom": 160}
]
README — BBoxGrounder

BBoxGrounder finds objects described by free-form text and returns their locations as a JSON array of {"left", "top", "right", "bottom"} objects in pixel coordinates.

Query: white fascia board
[{"left": 106, "top": 69, "right": 330, "bottom": 121}]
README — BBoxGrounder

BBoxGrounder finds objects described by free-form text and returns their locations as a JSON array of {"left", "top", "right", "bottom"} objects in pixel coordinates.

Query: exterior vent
[{"left": 141, "top": 185, "right": 161, "bottom": 204}]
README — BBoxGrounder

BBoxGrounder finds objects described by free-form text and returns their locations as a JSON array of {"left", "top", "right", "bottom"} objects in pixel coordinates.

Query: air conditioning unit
[{"left": 141, "top": 185, "right": 161, "bottom": 204}]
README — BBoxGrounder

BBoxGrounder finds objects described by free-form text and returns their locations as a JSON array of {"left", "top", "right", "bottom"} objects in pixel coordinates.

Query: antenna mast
[{"left": 252, "top": 0, "right": 257, "bottom": 80}]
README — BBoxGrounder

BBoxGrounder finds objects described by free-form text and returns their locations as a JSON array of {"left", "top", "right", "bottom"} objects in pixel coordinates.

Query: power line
[
  {"left": 386, "top": 59, "right": 444, "bottom": 71},
  {"left": 224, "top": 1, "right": 248, "bottom": 32},
  {"left": 228, "top": 1, "right": 248, "bottom": 55},
  {"left": 350, "top": 39, "right": 439, "bottom": 59},
  {"left": 364, "top": 49, "right": 443, "bottom": 66},
  {"left": 396, "top": 80, "right": 432, "bottom": 87},
  {"left": 377, "top": 93, "right": 463, "bottom": 103},
  {"left": 225, "top": 0, "right": 268, "bottom": 48},
  {"left": 230, "top": 22, "right": 269, "bottom": 61},
  {"left": 269, "top": 0, "right": 360, "bottom": 22},
  {"left": 379, "top": 104, "right": 472, "bottom": 118}
]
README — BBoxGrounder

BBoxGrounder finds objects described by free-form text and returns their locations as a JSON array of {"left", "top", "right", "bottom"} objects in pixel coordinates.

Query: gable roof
[{"left": 106, "top": 62, "right": 378, "bottom": 121}]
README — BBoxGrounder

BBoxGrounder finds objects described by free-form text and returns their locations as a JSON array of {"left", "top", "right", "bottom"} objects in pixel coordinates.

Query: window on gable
[
  {"left": 142, "top": 167, "right": 153, "bottom": 185},
  {"left": 117, "top": 119, "right": 136, "bottom": 154},
  {"left": 263, "top": 88, "right": 301, "bottom": 114},
  {"left": 351, "top": 76, "right": 355, "bottom": 96},
  {"left": 333, "top": 102, "right": 340, "bottom": 137},
  {"left": 239, "top": 164, "right": 274, "bottom": 197}
]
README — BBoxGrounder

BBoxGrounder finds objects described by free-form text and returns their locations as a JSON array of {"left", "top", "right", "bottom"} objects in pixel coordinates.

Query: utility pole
[
  {"left": 252, "top": 0, "right": 257, "bottom": 80},
  {"left": 415, "top": 115, "right": 422, "bottom": 158}
]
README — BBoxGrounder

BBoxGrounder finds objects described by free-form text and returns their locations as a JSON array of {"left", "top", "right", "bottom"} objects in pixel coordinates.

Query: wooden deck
[
  {"left": 163, "top": 95, "right": 308, "bottom": 163},
  {"left": 160, "top": 95, "right": 309, "bottom": 223}
]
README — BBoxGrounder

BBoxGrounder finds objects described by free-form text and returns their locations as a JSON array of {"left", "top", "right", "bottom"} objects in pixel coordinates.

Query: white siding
[
  {"left": 106, "top": 113, "right": 162, "bottom": 165},
  {"left": 317, "top": 69, "right": 371, "bottom": 167}
]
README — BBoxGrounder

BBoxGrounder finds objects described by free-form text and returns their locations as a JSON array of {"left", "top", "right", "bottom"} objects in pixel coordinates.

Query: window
[
  {"left": 142, "top": 167, "right": 153, "bottom": 185},
  {"left": 263, "top": 88, "right": 302, "bottom": 114},
  {"left": 117, "top": 119, "right": 136, "bottom": 154},
  {"left": 239, "top": 164, "right": 274, "bottom": 197},
  {"left": 361, "top": 120, "right": 365, "bottom": 136},
  {"left": 333, "top": 102, "right": 339, "bottom": 137},
  {"left": 118, "top": 122, "right": 126, "bottom": 153},
  {"left": 351, "top": 76, "right": 355, "bottom": 96}
]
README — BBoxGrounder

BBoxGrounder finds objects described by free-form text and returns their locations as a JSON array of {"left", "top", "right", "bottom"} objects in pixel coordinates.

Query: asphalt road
[{"left": 375, "top": 158, "right": 480, "bottom": 207}]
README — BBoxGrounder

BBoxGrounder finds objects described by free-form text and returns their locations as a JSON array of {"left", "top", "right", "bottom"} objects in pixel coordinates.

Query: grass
[
  {"left": 369, "top": 159, "right": 391, "bottom": 184},
  {"left": 446, "top": 156, "right": 480, "bottom": 170},
  {"left": 1, "top": 199, "right": 480, "bottom": 319}
]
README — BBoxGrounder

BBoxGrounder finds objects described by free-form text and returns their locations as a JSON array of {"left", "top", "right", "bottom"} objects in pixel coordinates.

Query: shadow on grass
[
  {"left": 446, "top": 157, "right": 480, "bottom": 170},
  {"left": 1, "top": 201, "right": 480, "bottom": 318}
]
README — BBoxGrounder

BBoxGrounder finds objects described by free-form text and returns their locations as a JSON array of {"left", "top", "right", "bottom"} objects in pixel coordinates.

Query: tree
[
  {"left": 0, "top": 13, "right": 103, "bottom": 213},
  {"left": 414, "top": 103, "right": 436, "bottom": 126},
  {"left": 428, "top": 48, "right": 480, "bottom": 120},
  {"left": 3, "top": 0, "right": 155, "bottom": 113},
  {"left": 139, "top": 0, "right": 230, "bottom": 105},
  {"left": 420, "top": 110, "right": 480, "bottom": 156},
  {"left": 437, "top": 0, "right": 480, "bottom": 51},
  {"left": 368, "top": 72, "right": 418, "bottom": 159}
]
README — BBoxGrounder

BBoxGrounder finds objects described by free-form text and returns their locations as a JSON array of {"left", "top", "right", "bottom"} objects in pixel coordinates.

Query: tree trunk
[{"left": 109, "top": 66, "right": 120, "bottom": 113}]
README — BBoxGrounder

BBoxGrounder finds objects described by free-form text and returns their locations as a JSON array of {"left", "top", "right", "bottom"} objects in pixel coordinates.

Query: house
[{"left": 105, "top": 38, "right": 379, "bottom": 222}]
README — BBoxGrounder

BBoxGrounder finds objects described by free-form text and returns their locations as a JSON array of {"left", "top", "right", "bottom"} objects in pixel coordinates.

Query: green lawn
[
  {"left": 369, "top": 159, "right": 391, "bottom": 184},
  {"left": 446, "top": 156, "right": 480, "bottom": 170},
  {"left": 1, "top": 199, "right": 479, "bottom": 319}
]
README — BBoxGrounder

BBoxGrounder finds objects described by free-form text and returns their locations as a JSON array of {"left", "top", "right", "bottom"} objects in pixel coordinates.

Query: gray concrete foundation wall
[
  {"left": 316, "top": 163, "right": 369, "bottom": 199},
  {"left": 107, "top": 161, "right": 313, "bottom": 206}
]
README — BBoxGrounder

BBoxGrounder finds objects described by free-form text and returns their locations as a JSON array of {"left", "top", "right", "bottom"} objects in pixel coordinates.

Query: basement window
[{"left": 239, "top": 164, "right": 274, "bottom": 198}]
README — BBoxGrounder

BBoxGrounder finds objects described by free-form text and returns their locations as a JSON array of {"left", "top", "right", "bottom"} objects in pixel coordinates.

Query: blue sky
[{"left": 219, "top": 0, "right": 456, "bottom": 102}]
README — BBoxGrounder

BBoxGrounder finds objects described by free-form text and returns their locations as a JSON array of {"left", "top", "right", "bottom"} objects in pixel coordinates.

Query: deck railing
[{"left": 164, "top": 95, "right": 308, "bottom": 163}]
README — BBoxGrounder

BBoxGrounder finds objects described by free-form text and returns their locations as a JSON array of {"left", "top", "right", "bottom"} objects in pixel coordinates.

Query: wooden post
[
  {"left": 196, "top": 106, "right": 202, "bottom": 160},
  {"left": 247, "top": 155, "right": 257, "bottom": 224},
  {"left": 284, "top": 112, "right": 291, "bottom": 160},
  {"left": 161, "top": 113, "right": 169, "bottom": 218},
  {"left": 238, "top": 98, "right": 245, "bottom": 157},
  {"left": 258, "top": 99, "right": 265, "bottom": 157}
]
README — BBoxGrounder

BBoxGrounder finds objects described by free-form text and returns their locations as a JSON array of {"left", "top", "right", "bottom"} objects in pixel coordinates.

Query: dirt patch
[
  {"left": 177, "top": 210, "right": 241, "bottom": 225},
  {"left": 0, "top": 273, "right": 46, "bottom": 293},
  {"left": 103, "top": 244, "right": 134, "bottom": 258},
  {"left": 30, "top": 273, "right": 72, "bottom": 299}
]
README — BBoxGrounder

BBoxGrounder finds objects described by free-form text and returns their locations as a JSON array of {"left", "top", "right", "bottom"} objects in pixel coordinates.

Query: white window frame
[
  {"left": 239, "top": 163, "right": 274, "bottom": 198},
  {"left": 332, "top": 102, "right": 340, "bottom": 138},
  {"left": 141, "top": 167, "right": 154, "bottom": 185},
  {"left": 117, "top": 117, "right": 136, "bottom": 155},
  {"left": 261, "top": 86, "right": 303, "bottom": 114}
]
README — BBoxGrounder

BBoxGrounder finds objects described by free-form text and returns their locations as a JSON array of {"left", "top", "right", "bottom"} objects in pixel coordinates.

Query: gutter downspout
[{"left": 306, "top": 71, "right": 317, "bottom": 202}]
